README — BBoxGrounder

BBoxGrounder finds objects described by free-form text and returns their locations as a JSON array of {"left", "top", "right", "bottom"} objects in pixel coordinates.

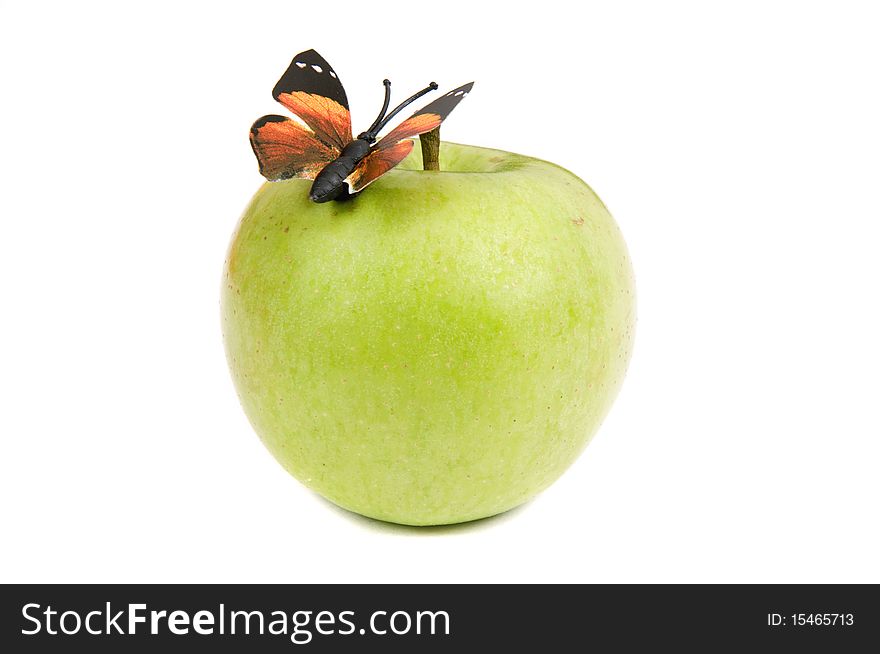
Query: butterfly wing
[
  {"left": 272, "top": 49, "right": 353, "bottom": 150},
  {"left": 345, "top": 140, "right": 415, "bottom": 193},
  {"left": 346, "top": 82, "right": 474, "bottom": 193},
  {"left": 378, "top": 82, "right": 474, "bottom": 146},
  {"left": 249, "top": 114, "right": 338, "bottom": 181}
]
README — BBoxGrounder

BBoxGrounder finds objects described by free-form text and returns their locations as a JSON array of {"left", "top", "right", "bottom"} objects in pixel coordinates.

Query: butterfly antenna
[
  {"left": 361, "top": 79, "right": 392, "bottom": 140},
  {"left": 367, "top": 81, "right": 438, "bottom": 139}
]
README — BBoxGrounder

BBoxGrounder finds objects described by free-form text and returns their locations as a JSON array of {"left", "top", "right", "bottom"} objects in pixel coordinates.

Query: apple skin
[{"left": 222, "top": 142, "right": 635, "bottom": 526}]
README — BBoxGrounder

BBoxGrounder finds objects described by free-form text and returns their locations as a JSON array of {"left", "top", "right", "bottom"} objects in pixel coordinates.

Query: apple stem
[{"left": 419, "top": 128, "right": 441, "bottom": 171}]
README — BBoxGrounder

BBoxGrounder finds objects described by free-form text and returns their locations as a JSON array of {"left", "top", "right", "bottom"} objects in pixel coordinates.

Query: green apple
[{"left": 222, "top": 141, "right": 635, "bottom": 526}]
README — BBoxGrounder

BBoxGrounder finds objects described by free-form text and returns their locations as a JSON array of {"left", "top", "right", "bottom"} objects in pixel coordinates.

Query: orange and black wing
[
  {"left": 346, "top": 82, "right": 474, "bottom": 193},
  {"left": 272, "top": 49, "right": 353, "bottom": 151},
  {"left": 345, "top": 141, "right": 415, "bottom": 193},
  {"left": 249, "top": 114, "right": 338, "bottom": 181}
]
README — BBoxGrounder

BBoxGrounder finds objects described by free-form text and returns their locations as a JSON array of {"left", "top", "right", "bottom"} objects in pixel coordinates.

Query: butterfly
[{"left": 249, "top": 49, "right": 473, "bottom": 203}]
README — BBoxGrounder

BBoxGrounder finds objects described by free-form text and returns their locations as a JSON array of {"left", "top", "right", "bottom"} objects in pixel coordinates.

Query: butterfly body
[
  {"left": 250, "top": 50, "right": 473, "bottom": 202},
  {"left": 309, "top": 138, "right": 372, "bottom": 203}
]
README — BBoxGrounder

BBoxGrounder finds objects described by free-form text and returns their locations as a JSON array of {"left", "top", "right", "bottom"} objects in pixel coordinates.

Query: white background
[{"left": 1, "top": 1, "right": 878, "bottom": 583}]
